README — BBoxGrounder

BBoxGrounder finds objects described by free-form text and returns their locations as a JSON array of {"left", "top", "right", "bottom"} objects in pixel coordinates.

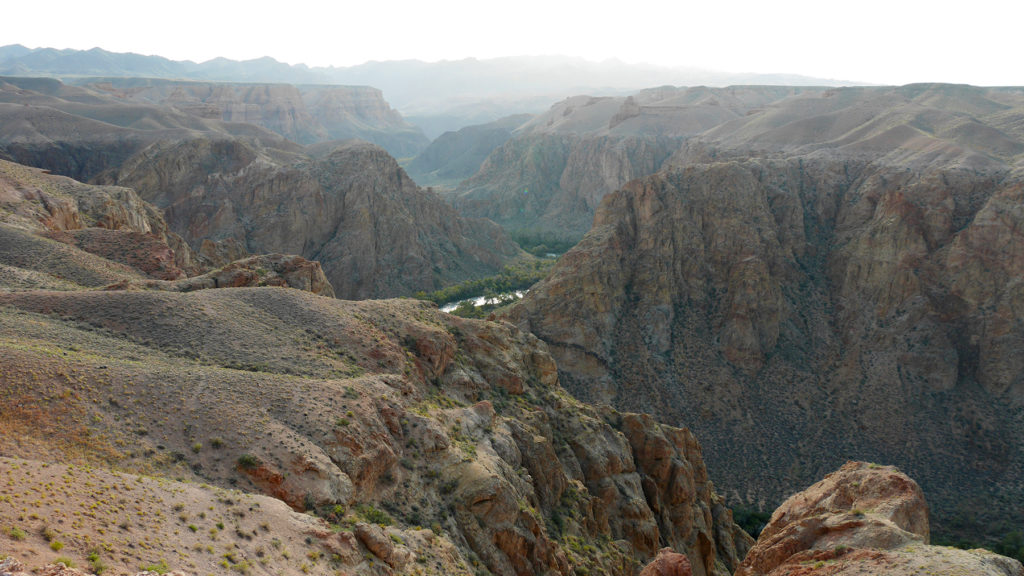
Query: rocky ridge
[
  {"left": 0, "top": 78, "right": 524, "bottom": 299},
  {"left": 406, "top": 114, "right": 533, "bottom": 188}
]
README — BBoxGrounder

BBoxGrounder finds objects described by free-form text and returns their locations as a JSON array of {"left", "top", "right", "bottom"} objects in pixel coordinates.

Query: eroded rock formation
[{"left": 736, "top": 462, "right": 1023, "bottom": 576}]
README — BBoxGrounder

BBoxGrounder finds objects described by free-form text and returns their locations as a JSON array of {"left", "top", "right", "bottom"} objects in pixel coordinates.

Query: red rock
[{"left": 639, "top": 548, "right": 693, "bottom": 576}]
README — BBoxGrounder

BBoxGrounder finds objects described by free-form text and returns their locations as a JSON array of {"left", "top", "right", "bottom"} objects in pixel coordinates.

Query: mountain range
[{"left": 0, "top": 45, "right": 860, "bottom": 137}]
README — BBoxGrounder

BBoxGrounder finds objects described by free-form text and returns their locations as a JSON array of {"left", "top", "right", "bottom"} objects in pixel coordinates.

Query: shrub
[
  {"left": 88, "top": 551, "right": 107, "bottom": 574},
  {"left": 7, "top": 526, "right": 26, "bottom": 540},
  {"left": 355, "top": 504, "right": 392, "bottom": 526},
  {"left": 236, "top": 454, "right": 260, "bottom": 469},
  {"left": 140, "top": 559, "right": 170, "bottom": 574},
  {"left": 50, "top": 540, "right": 64, "bottom": 551}
]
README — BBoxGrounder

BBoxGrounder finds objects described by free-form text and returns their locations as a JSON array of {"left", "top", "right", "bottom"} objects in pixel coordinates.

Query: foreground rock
[
  {"left": 736, "top": 461, "right": 1023, "bottom": 576},
  {"left": 105, "top": 253, "right": 336, "bottom": 296},
  {"left": 640, "top": 548, "right": 693, "bottom": 576}
]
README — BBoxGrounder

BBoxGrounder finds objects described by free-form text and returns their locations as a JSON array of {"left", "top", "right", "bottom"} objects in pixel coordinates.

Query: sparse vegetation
[
  {"left": 354, "top": 504, "right": 393, "bottom": 526},
  {"left": 140, "top": 559, "right": 170, "bottom": 574},
  {"left": 236, "top": 454, "right": 260, "bottom": 470}
]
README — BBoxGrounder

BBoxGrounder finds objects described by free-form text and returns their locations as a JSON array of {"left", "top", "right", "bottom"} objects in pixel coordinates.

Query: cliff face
[
  {"left": 507, "top": 156, "right": 1024, "bottom": 542},
  {"left": 87, "top": 79, "right": 430, "bottom": 157},
  {"left": 99, "top": 138, "right": 523, "bottom": 299},
  {"left": 0, "top": 286, "right": 751, "bottom": 576},
  {"left": 448, "top": 87, "right": 813, "bottom": 241}
]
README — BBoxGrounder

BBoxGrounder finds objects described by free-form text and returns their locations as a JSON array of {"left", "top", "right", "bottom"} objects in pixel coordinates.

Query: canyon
[{"left": 2, "top": 44, "right": 1023, "bottom": 576}]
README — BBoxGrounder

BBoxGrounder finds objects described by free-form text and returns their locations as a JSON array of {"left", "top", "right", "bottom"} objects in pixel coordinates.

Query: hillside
[
  {"left": 0, "top": 287, "right": 752, "bottom": 576},
  {"left": 506, "top": 84, "right": 1024, "bottom": 546}
]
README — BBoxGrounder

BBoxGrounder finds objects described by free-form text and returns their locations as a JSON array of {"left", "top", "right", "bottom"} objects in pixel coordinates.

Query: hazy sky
[{"left": 6, "top": 0, "right": 1022, "bottom": 86}]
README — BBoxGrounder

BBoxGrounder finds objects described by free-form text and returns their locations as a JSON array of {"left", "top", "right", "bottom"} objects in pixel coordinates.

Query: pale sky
[{"left": 5, "top": 0, "right": 1022, "bottom": 86}]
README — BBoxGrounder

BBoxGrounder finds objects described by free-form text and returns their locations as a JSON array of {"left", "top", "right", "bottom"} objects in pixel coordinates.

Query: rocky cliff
[
  {"left": 97, "top": 137, "right": 524, "bottom": 299},
  {"left": 0, "top": 76, "right": 305, "bottom": 183},
  {"left": 447, "top": 87, "right": 814, "bottom": 241},
  {"left": 85, "top": 79, "right": 430, "bottom": 157},
  {"left": 507, "top": 84, "right": 1024, "bottom": 545}
]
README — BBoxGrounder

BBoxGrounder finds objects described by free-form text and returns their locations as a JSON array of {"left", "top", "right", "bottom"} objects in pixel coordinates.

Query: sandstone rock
[
  {"left": 736, "top": 462, "right": 1023, "bottom": 576},
  {"left": 354, "top": 523, "right": 414, "bottom": 570},
  {"left": 0, "top": 158, "right": 203, "bottom": 276},
  {"left": 640, "top": 548, "right": 693, "bottom": 576}
]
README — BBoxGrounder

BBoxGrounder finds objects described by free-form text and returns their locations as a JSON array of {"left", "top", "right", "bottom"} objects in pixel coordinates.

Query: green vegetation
[
  {"left": 6, "top": 526, "right": 26, "bottom": 540},
  {"left": 140, "top": 559, "right": 170, "bottom": 574},
  {"left": 236, "top": 454, "right": 260, "bottom": 470},
  {"left": 733, "top": 506, "right": 772, "bottom": 538},
  {"left": 415, "top": 259, "right": 555, "bottom": 311},
  {"left": 87, "top": 551, "right": 107, "bottom": 574},
  {"left": 510, "top": 230, "right": 580, "bottom": 257},
  {"left": 934, "top": 529, "right": 1024, "bottom": 564},
  {"left": 354, "top": 504, "right": 393, "bottom": 526}
]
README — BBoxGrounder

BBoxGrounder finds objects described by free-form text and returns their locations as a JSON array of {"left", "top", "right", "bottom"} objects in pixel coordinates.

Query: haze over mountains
[
  {"left": 2, "top": 42, "right": 1024, "bottom": 576},
  {"left": 0, "top": 45, "right": 858, "bottom": 138}
]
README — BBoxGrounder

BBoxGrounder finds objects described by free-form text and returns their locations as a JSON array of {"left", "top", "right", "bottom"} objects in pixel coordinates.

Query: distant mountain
[
  {"left": 447, "top": 86, "right": 813, "bottom": 242},
  {"left": 405, "top": 114, "right": 533, "bottom": 188},
  {"left": 0, "top": 45, "right": 862, "bottom": 134}
]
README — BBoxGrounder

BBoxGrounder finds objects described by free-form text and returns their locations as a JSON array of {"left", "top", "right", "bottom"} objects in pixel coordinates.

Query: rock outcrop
[
  {"left": 640, "top": 549, "right": 693, "bottom": 576},
  {"left": 507, "top": 84, "right": 1024, "bottom": 545},
  {"left": 105, "top": 253, "right": 335, "bottom": 296},
  {"left": 0, "top": 157, "right": 202, "bottom": 277},
  {"left": 99, "top": 137, "right": 524, "bottom": 299},
  {"left": 736, "top": 462, "right": 1024, "bottom": 576}
]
